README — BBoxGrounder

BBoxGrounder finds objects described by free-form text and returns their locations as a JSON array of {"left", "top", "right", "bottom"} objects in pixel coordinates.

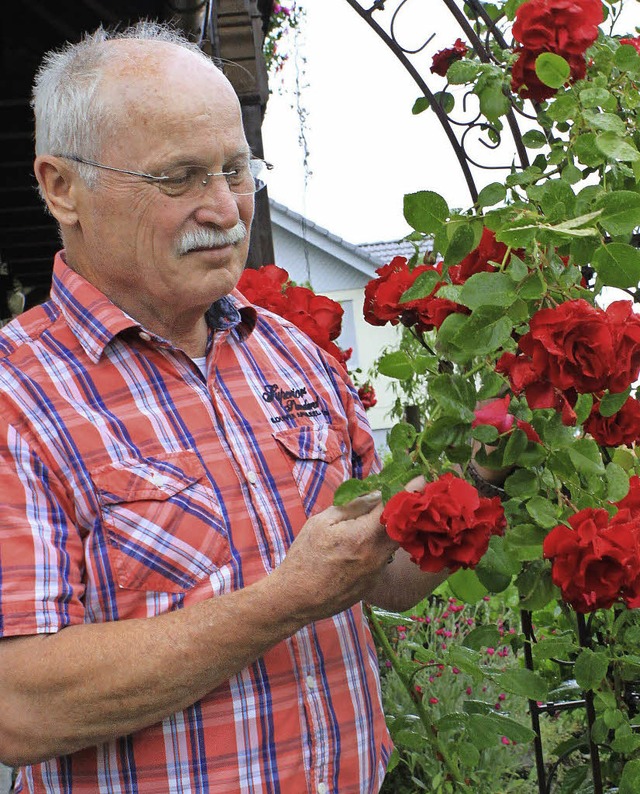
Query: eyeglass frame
[{"left": 54, "top": 153, "right": 272, "bottom": 196}]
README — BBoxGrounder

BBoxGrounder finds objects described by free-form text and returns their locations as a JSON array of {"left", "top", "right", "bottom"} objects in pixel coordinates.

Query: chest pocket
[
  {"left": 273, "top": 425, "right": 350, "bottom": 516},
  {"left": 92, "top": 451, "right": 230, "bottom": 593}
]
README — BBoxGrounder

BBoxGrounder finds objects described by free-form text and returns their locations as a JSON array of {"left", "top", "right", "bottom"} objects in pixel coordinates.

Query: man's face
[{"left": 70, "top": 43, "right": 254, "bottom": 333}]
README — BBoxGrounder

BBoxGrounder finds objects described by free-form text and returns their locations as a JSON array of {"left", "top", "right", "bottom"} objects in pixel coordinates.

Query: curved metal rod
[
  {"left": 390, "top": 0, "right": 435, "bottom": 54},
  {"left": 344, "top": 0, "right": 480, "bottom": 203}
]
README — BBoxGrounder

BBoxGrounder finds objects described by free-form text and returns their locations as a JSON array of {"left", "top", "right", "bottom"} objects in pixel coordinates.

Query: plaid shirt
[{"left": 0, "top": 253, "right": 391, "bottom": 794}]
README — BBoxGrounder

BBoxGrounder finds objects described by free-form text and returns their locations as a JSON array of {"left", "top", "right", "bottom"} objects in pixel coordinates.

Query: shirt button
[
  {"left": 139, "top": 331, "right": 151, "bottom": 341},
  {"left": 247, "top": 471, "right": 258, "bottom": 485},
  {"left": 317, "top": 783, "right": 328, "bottom": 794},
  {"left": 306, "top": 675, "right": 315, "bottom": 690}
]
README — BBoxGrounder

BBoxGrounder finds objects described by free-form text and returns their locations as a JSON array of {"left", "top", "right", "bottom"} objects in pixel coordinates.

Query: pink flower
[{"left": 429, "top": 697, "right": 439, "bottom": 705}]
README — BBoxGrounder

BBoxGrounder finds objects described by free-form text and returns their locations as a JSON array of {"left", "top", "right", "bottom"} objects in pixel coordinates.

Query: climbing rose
[
  {"left": 497, "top": 299, "right": 640, "bottom": 397},
  {"left": 431, "top": 38, "right": 468, "bottom": 77},
  {"left": 472, "top": 395, "right": 541, "bottom": 444},
  {"left": 381, "top": 472, "right": 506, "bottom": 573},
  {"left": 584, "top": 397, "right": 640, "bottom": 447},
  {"left": 357, "top": 383, "right": 377, "bottom": 410},
  {"left": 543, "top": 507, "right": 640, "bottom": 612},
  {"left": 512, "top": 0, "right": 602, "bottom": 56}
]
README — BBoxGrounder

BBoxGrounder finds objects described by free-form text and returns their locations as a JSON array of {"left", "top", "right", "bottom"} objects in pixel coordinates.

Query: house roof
[{"left": 269, "top": 198, "right": 432, "bottom": 273}]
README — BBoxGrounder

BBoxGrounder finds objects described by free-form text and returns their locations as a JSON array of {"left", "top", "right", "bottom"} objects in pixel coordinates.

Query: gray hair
[{"left": 31, "top": 20, "right": 216, "bottom": 188}]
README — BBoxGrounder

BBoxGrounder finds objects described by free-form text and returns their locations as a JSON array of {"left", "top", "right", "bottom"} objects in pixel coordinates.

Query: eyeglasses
[{"left": 56, "top": 154, "right": 272, "bottom": 197}]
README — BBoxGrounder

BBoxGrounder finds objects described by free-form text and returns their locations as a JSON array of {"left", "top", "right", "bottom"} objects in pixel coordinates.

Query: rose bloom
[
  {"left": 430, "top": 38, "right": 468, "bottom": 77},
  {"left": 284, "top": 285, "right": 344, "bottom": 341},
  {"left": 401, "top": 294, "right": 469, "bottom": 333},
  {"left": 614, "top": 474, "right": 640, "bottom": 517},
  {"left": 621, "top": 36, "right": 640, "bottom": 55},
  {"left": 511, "top": 47, "right": 587, "bottom": 101},
  {"left": 380, "top": 472, "right": 506, "bottom": 573},
  {"left": 237, "top": 263, "right": 289, "bottom": 315},
  {"left": 357, "top": 383, "right": 377, "bottom": 410},
  {"left": 543, "top": 507, "right": 640, "bottom": 612},
  {"left": 501, "top": 299, "right": 640, "bottom": 396},
  {"left": 363, "top": 257, "right": 432, "bottom": 326},
  {"left": 585, "top": 396, "right": 640, "bottom": 447},
  {"left": 472, "top": 394, "right": 541, "bottom": 443},
  {"left": 512, "top": 0, "right": 603, "bottom": 56},
  {"left": 448, "top": 228, "right": 510, "bottom": 284}
]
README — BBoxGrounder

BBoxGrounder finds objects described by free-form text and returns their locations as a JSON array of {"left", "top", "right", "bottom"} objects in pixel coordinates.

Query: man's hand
[{"left": 271, "top": 493, "right": 399, "bottom": 623}]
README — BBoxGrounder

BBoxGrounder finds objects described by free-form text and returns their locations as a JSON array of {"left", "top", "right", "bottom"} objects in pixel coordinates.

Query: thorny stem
[{"left": 366, "top": 604, "right": 467, "bottom": 788}]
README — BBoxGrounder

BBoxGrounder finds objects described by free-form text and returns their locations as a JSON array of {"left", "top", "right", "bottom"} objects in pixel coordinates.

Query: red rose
[
  {"left": 585, "top": 397, "right": 640, "bottom": 447},
  {"left": 513, "top": 0, "right": 602, "bottom": 56},
  {"left": 496, "top": 353, "right": 578, "bottom": 425},
  {"left": 380, "top": 472, "right": 506, "bottom": 573},
  {"left": 237, "top": 263, "right": 289, "bottom": 314},
  {"left": 363, "top": 257, "right": 435, "bottom": 326},
  {"left": 284, "top": 286, "right": 344, "bottom": 341},
  {"left": 508, "top": 299, "right": 640, "bottom": 395},
  {"left": 358, "top": 383, "right": 377, "bottom": 410},
  {"left": 401, "top": 294, "right": 469, "bottom": 332},
  {"left": 543, "top": 507, "right": 640, "bottom": 612},
  {"left": 621, "top": 36, "right": 640, "bottom": 55},
  {"left": 472, "top": 395, "right": 541, "bottom": 443},
  {"left": 511, "top": 48, "right": 586, "bottom": 101},
  {"left": 614, "top": 475, "right": 640, "bottom": 517},
  {"left": 448, "top": 228, "right": 510, "bottom": 284},
  {"left": 430, "top": 38, "right": 468, "bottom": 77}
]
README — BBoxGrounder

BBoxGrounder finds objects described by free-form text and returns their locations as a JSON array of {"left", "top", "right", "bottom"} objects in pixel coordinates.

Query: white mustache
[{"left": 176, "top": 221, "right": 247, "bottom": 255}]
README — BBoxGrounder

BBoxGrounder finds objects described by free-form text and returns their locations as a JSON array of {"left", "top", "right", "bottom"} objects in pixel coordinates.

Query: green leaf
[
  {"left": 599, "top": 388, "right": 631, "bottom": 417},
  {"left": 387, "top": 422, "right": 417, "bottom": 456},
  {"left": 412, "top": 96, "right": 430, "bottom": 115},
  {"left": 517, "top": 560, "right": 557, "bottom": 610},
  {"left": 394, "top": 729, "right": 428, "bottom": 751},
  {"left": 568, "top": 437, "right": 605, "bottom": 476},
  {"left": 491, "top": 668, "right": 549, "bottom": 701},
  {"left": 522, "top": 129, "right": 548, "bottom": 149},
  {"left": 458, "top": 272, "right": 517, "bottom": 310},
  {"left": 333, "top": 476, "right": 380, "bottom": 506},
  {"left": 399, "top": 269, "right": 440, "bottom": 302},
  {"left": 535, "top": 52, "right": 570, "bottom": 89},
  {"left": 620, "top": 759, "right": 640, "bottom": 794},
  {"left": 606, "top": 463, "right": 630, "bottom": 502},
  {"left": 615, "top": 43, "right": 640, "bottom": 72},
  {"left": 585, "top": 110, "right": 627, "bottom": 134},
  {"left": 433, "top": 90, "right": 455, "bottom": 114},
  {"left": 467, "top": 715, "right": 502, "bottom": 750},
  {"left": 452, "top": 309, "right": 514, "bottom": 357},
  {"left": 463, "top": 624, "right": 501, "bottom": 651},
  {"left": 477, "top": 182, "right": 506, "bottom": 208},
  {"left": 448, "top": 568, "right": 488, "bottom": 602},
  {"left": 573, "top": 392, "right": 594, "bottom": 425},
  {"left": 471, "top": 424, "right": 500, "bottom": 443},
  {"left": 446, "top": 645, "right": 484, "bottom": 681},
  {"left": 517, "top": 269, "right": 546, "bottom": 300},
  {"left": 597, "top": 191, "right": 640, "bottom": 236},
  {"left": 477, "top": 83, "right": 510, "bottom": 122},
  {"left": 502, "top": 427, "right": 529, "bottom": 467},
  {"left": 404, "top": 190, "right": 450, "bottom": 234},
  {"left": 445, "top": 223, "right": 476, "bottom": 266},
  {"left": 574, "top": 132, "right": 605, "bottom": 167},
  {"left": 482, "top": 713, "right": 536, "bottom": 744},
  {"left": 574, "top": 648, "right": 609, "bottom": 691},
  {"left": 504, "top": 470, "right": 539, "bottom": 499},
  {"left": 429, "top": 375, "right": 476, "bottom": 422},
  {"left": 579, "top": 86, "right": 614, "bottom": 108},
  {"left": 446, "top": 59, "right": 480, "bottom": 84},
  {"left": 592, "top": 242, "right": 640, "bottom": 289},
  {"left": 596, "top": 132, "right": 640, "bottom": 162},
  {"left": 457, "top": 742, "right": 480, "bottom": 769},
  {"left": 505, "top": 523, "right": 546, "bottom": 561},
  {"left": 377, "top": 351, "right": 414, "bottom": 380},
  {"left": 532, "top": 637, "right": 576, "bottom": 662},
  {"left": 525, "top": 496, "right": 560, "bottom": 528}
]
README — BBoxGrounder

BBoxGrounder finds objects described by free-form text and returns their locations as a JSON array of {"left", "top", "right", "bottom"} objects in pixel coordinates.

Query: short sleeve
[{"left": 0, "top": 420, "right": 85, "bottom": 637}]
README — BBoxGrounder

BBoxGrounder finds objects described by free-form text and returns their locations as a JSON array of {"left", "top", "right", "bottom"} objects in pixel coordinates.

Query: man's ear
[{"left": 34, "top": 155, "right": 82, "bottom": 227}]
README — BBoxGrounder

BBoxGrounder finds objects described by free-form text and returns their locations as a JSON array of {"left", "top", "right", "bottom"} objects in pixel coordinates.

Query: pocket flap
[
  {"left": 92, "top": 450, "right": 203, "bottom": 505},
  {"left": 273, "top": 426, "right": 342, "bottom": 463}
]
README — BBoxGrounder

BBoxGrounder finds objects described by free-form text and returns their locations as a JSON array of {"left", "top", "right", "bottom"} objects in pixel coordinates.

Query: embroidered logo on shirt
[{"left": 262, "top": 383, "right": 329, "bottom": 423}]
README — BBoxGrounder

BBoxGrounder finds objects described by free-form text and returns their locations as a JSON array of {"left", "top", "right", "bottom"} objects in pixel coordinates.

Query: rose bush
[{"left": 329, "top": 0, "right": 640, "bottom": 789}]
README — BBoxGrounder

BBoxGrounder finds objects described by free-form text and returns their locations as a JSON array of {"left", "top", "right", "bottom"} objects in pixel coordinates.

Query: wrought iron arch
[{"left": 341, "top": 2, "right": 605, "bottom": 791}]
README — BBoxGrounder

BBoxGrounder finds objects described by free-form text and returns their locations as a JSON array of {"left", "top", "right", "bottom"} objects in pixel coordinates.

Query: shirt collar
[{"left": 50, "top": 251, "right": 257, "bottom": 363}]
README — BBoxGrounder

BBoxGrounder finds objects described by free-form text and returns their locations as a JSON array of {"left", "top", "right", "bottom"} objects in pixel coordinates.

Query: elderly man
[{"left": 0, "top": 22, "right": 446, "bottom": 793}]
